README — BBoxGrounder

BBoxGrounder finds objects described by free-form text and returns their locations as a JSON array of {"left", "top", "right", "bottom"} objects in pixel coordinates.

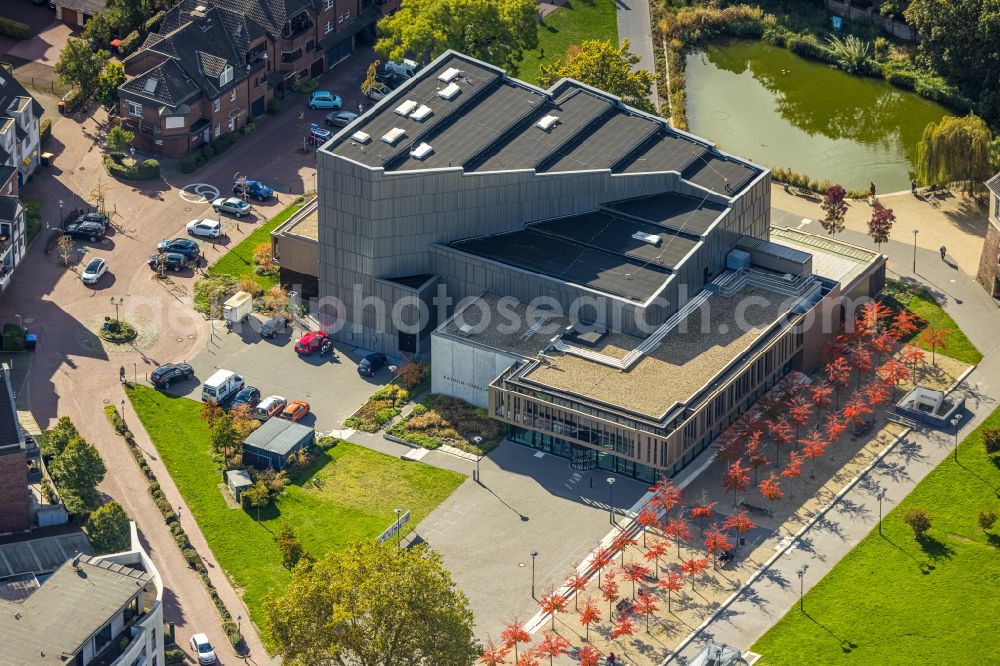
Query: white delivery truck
[
  {"left": 223, "top": 291, "right": 253, "bottom": 326},
  {"left": 386, "top": 58, "right": 419, "bottom": 79},
  {"left": 201, "top": 369, "right": 244, "bottom": 403}
]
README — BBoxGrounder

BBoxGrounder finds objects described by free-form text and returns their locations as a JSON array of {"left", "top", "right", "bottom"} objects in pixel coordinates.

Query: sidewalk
[
  {"left": 615, "top": 0, "right": 657, "bottom": 104},
  {"left": 671, "top": 358, "right": 992, "bottom": 662}
]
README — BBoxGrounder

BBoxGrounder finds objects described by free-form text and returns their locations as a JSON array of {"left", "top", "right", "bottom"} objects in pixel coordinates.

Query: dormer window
[{"left": 219, "top": 64, "right": 233, "bottom": 87}]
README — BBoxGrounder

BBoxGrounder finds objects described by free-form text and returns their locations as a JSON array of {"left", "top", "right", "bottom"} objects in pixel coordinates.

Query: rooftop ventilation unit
[
  {"left": 438, "top": 82, "right": 461, "bottom": 100},
  {"left": 438, "top": 67, "right": 461, "bottom": 83},
  {"left": 410, "top": 142, "right": 434, "bottom": 160},
  {"left": 410, "top": 104, "right": 432, "bottom": 121},
  {"left": 458, "top": 324, "right": 475, "bottom": 337},
  {"left": 535, "top": 114, "right": 559, "bottom": 131},
  {"left": 394, "top": 100, "right": 418, "bottom": 116},
  {"left": 195, "top": 4, "right": 207, "bottom": 10},
  {"left": 350, "top": 130, "right": 371, "bottom": 144},
  {"left": 632, "top": 231, "right": 661, "bottom": 246},
  {"left": 381, "top": 127, "right": 406, "bottom": 145}
]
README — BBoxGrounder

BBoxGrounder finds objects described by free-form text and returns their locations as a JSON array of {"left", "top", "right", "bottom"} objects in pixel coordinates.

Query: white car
[
  {"left": 186, "top": 218, "right": 223, "bottom": 238},
  {"left": 212, "top": 197, "right": 251, "bottom": 218},
  {"left": 80, "top": 257, "right": 107, "bottom": 285},
  {"left": 190, "top": 633, "right": 217, "bottom": 665},
  {"left": 364, "top": 83, "right": 390, "bottom": 102}
]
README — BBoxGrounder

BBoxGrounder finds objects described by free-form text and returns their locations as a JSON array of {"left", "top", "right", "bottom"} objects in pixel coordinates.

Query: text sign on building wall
[{"left": 376, "top": 510, "right": 411, "bottom": 544}]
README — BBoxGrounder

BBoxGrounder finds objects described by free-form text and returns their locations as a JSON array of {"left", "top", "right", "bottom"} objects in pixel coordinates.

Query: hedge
[
  {"left": 103, "top": 153, "right": 160, "bottom": 180},
  {"left": 119, "top": 30, "right": 141, "bottom": 57},
  {"left": 0, "top": 17, "right": 31, "bottom": 41},
  {"left": 40, "top": 119, "right": 51, "bottom": 145},
  {"left": 103, "top": 405, "right": 244, "bottom": 651},
  {"left": 143, "top": 11, "right": 166, "bottom": 34},
  {"left": 62, "top": 87, "right": 83, "bottom": 114},
  {"left": 2, "top": 324, "right": 26, "bottom": 352},
  {"left": 180, "top": 134, "right": 237, "bottom": 173}
]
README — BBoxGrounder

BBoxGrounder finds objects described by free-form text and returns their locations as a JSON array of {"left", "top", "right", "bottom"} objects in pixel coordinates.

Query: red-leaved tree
[
  {"left": 768, "top": 419, "right": 794, "bottom": 469},
  {"left": 721, "top": 510, "right": 756, "bottom": 556},
  {"left": 644, "top": 536, "right": 670, "bottom": 577},
  {"left": 877, "top": 359, "right": 910, "bottom": 400},
  {"left": 538, "top": 588, "right": 566, "bottom": 631},
  {"left": 891, "top": 309, "right": 920, "bottom": 341},
  {"left": 501, "top": 617, "right": 530, "bottom": 663},
  {"left": 689, "top": 500, "right": 717, "bottom": 537},
  {"left": 602, "top": 571, "right": 620, "bottom": 616},
  {"left": 918, "top": 325, "right": 950, "bottom": 366},
  {"left": 820, "top": 184, "right": 847, "bottom": 235},
  {"left": 592, "top": 544, "right": 616, "bottom": 590},
  {"left": 703, "top": 523, "right": 733, "bottom": 568},
  {"left": 867, "top": 203, "right": 895, "bottom": 251},
  {"left": 564, "top": 569, "right": 588, "bottom": 610},
  {"left": 825, "top": 356, "right": 852, "bottom": 408},
  {"left": 577, "top": 645, "right": 602, "bottom": 666},
  {"left": 623, "top": 562, "right": 652, "bottom": 599},
  {"left": 723, "top": 460, "right": 750, "bottom": 509},
  {"left": 664, "top": 516, "right": 692, "bottom": 558},
  {"left": 611, "top": 615, "right": 637, "bottom": 641},
  {"left": 799, "top": 428, "right": 828, "bottom": 479},
  {"left": 658, "top": 569, "right": 685, "bottom": 612},
  {"left": 759, "top": 472, "right": 783, "bottom": 517},
  {"left": 612, "top": 531, "right": 637, "bottom": 566},
  {"left": 480, "top": 635, "right": 511, "bottom": 666},
  {"left": 781, "top": 450, "right": 805, "bottom": 479},
  {"left": 535, "top": 632, "right": 570, "bottom": 666},
  {"left": 578, "top": 597, "right": 601, "bottom": 643},
  {"left": 634, "top": 588, "right": 660, "bottom": 633},
  {"left": 679, "top": 557, "right": 710, "bottom": 592},
  {"left": 515, "top": 648, "right": 541, "bottom": 666},
  {"left": 649, "top": 477, "right": 682, "bottom": 514},
  {"left": 636, "top": 506, "right": 659, "bottom": 548}
]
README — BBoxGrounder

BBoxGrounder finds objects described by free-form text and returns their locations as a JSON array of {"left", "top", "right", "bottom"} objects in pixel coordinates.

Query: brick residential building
[
  {"left": 0, "top": 364, "right": 30, "bottom": 534},
  {"left": 118, "top": 0, "right": 384, "bottom": 157},
  {"left": 977, "top": 173, "right": 1000, "bottom": 299}
]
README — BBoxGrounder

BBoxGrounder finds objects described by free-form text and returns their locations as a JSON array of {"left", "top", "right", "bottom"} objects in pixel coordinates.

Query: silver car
[
  {"left": 212, "top": 197, "right": 251, "bottom": 218},
  {"left": 325, "top": 110, "right": 359, "bottom": 127}
]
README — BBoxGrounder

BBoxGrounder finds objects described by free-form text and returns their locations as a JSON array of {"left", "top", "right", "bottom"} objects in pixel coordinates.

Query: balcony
[
  {"left": 281, "top": 14, "right": 314, "bottom": 39},
  {"left": 281, "top": 48, "right": 303, "bottom": 64}
]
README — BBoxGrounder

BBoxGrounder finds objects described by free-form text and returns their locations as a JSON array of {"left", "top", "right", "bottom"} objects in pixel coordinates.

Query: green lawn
[
  {"left": 206, "top": 198, "right": 306, "bottom": 290},
  {"left": 751, "top": 405, "right": 1000, "bottom": 664},
  {"left": 883, "top": 280, "right": 983, "bottom": 365},
  {"left": 126, "top": 385, "right": 465, "bottom": 647},
  {"left": 512, "top": 0, "right": 618, "bottom": 85}
]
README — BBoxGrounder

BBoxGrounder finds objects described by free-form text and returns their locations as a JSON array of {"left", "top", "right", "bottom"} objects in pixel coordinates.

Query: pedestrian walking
[
  {"left": 119, "top": 366, "right": 126, "bottom": 384},
  {"left": 911, "top": 178, "right": 917, "bottom": 194},
  {"left": 869, "top": 181, "right": 877, "bottom": 202},
  {"left": 940, "top": 246, "right": 947, "bottom": 261},
  {"left": 607, "top": 653, "right": 617, "bottom": 665}
]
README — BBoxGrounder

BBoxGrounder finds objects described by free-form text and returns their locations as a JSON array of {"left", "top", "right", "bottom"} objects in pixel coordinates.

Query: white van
[
  {"left": 201, "top": 369, "right": 244, "bottom": 404},
  {"left": 385, "top": 59, "right": 419, "bottom": 79}
]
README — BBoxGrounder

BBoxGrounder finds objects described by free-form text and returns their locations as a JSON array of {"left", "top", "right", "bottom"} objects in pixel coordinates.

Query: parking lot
[{"left": 157, "top": 316, "right": 397, "bottom": 432}]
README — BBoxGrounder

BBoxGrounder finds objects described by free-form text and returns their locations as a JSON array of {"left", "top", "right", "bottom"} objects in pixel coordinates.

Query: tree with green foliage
[
  {"left": 538, "top": 39, "right": 655, "bottom": 113},
  {"left": 916, "top": 115, "right": 993, "bottom": 194},
  {"left": 82, "top": 11, "right": 116, "bottom": 48},
  {"left": 97, "top": 62, "right": 127, "bottom": 109},
  {"left": 107, "top": 0, "right": 161, "bottom": 35},
  {"left": 375, "top": 0, "right": 537, "bottom": 68},
  {"left": 106, "top": 125, "right": 135, "bottom": 154},
  {"left": 265, "top": 541, "right": 479, "bottom": 666},
  {"left": 210, "top": 412, "right": 241, "bottom": 459},
  {"left": 50, "top": 437, "right": 107, "bottom": 515},
  {"left": 978, "top": 509, "right": 998, "bottom": 532},
  {"left": 56, "top": 38, "right": 110, "bottom": 94},
  {"left": 243, "top": 480, "right": 270, "bottom": 521},
  {"left": 905, "top": 0, "right": 1000, "bottom": 121},
  {"left": 87, "top": 501, "right": 131, "bottom": 554},
  {"left": 40, "top": 416, "right": 80, "bottom": 459},
  {"left": 275, "top": 522, "right": 304, "bottom": 570}
]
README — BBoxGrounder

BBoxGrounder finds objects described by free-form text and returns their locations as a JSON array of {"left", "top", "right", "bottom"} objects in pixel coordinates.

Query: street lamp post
[
  {"left": 951, "top": 415, "right": 962, "bottom": 462},
  {"left": 529, "top": 550, "right": 538, "bottom": 599},
  {"left": 121, "top": 399, "right": 126, "bottom": 427},
  {"left": 796, "top": 564, "right": 809, "bottom": 611},
  {"left": 58, "top": 199, "right": 64, "bottom": 225},
  {"left": 877, "top": 487, "right": 886, "bottom": 535},
  {"left": 473, "top": 436, "right": 483, "bottom": 483},
  {"left": 606, "top": 477, "right": 616, "bottom": 526},
  {"left": 912, "top": 229, "right": 919, "bottom": 273},
  {"left": 110, "top": 296, "right": 124, "bottom": 322},
  {"left": 394, "top": 508, "right": 402, "bottom": 549}
]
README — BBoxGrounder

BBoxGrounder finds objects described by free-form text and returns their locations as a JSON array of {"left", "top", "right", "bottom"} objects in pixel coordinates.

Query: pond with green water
[{"left": 685, "top": 40, "right": 953, "bottom": 192}]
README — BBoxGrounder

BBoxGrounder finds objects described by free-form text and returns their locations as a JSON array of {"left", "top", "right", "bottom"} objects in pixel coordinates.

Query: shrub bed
[
  {"left": 118, "top": 30, "right": 141, "bottom": 57},
  {"left": 62, "top": 87, "right": 83, "bottom": 114},
  {"left": 102, "top": 406, "right": 245, "bottom": 651},
  {"left": 99, "top": 320, "right": 137, "bottom": 343},
  {"left": 22, "top": 196, "right": 43, "bottom": 245},
  {"left": 104, "top": 153, "right": 160, "bottom": 180},
  {"left": 344, "top": 384, "right": 409, "bottom": 432},
  {"left": 2, "top": 323, "right": 26, "bottom": 351},
  {"left": 386, "top": 394, "right": 504, "bottom": 455},
  {"left": 0, "top": 17, "right": 31, "bottom": 40},
  {"left": 40, "top": 119, "right": 51, "bottom": 145},
  {"left": 180, "top": 134, "right": 238, "bottom": 173},
  {"left": 193, "top": 274, "right": 239, "bottom": 315}
]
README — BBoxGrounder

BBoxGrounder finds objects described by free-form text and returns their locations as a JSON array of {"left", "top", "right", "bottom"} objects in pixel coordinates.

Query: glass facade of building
[{"left": 508, "top": 426, "right": 660, "bottom": 483}]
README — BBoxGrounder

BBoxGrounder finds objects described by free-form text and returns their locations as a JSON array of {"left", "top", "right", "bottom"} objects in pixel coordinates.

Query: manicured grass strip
[
  {"left": 125, "top": 385, "right": 464, "bottom": 648},
  {"left": 751, "top": 405, "right": 1000, "bottom": 664},
  {"left": 206, "top": 199, "right": 306, "bottom": 290},
  {"left": 883, "top": 280, "right": 983, "bottom": 365},
  {"left": 513, "top": 0, "right": 618, "bottom": 85}
]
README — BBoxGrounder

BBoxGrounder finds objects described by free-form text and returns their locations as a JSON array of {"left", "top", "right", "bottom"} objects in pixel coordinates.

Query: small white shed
[{"left": 226, "top": 469, "right": 253, "bottom": 503}]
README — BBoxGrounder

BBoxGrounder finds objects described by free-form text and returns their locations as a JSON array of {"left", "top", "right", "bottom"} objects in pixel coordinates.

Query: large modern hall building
[{"left": 298, "top": 50, "right": 886, "bottom": 481}]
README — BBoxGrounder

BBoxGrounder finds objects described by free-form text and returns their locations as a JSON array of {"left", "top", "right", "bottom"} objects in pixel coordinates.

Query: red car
[{"left": 294, "top": 330, "right": 328, "bottom": 355}]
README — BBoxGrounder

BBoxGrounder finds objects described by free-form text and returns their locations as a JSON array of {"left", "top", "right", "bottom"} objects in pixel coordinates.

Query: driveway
[
  {"left": 5, "top": 21, "right": 72, "bottom": 65},
  {"left": 0, "top": 46, "right": 379, "bottom": 665},
  {"left": 160, "top": 319, "right": 395, "bottom": 431}
]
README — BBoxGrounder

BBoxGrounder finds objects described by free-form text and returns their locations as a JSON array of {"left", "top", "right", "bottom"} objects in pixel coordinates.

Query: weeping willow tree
[{"left": 916, "top": 114, "right": 993, "bottom": 194}]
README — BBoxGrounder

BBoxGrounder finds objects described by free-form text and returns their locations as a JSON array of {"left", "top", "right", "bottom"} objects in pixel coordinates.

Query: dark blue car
[
  {"left": 232, "top": 180, "right": 273, "bottom": 202},
  {"left": 231, "top": 386, "right": 261, "bottom": 410}
]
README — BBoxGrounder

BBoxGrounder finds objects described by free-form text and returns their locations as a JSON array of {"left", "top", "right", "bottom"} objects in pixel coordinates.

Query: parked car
[
  {"left": 80, "top": 257, "right": 107, "bottom": 285},
  {"left": 186, "top": 218, "right": 223, "bottom": 238},
  {"left": 63, "top": 221, "right": 105, "bottom": 242},
  {"left": 294, "top": 331, "right": 328, "bottom": 355},
  {"left": 157, "top": 238, "right": 201, "bottom": 259},
  {"left": 201, "top": 369, "right": 244, "bottom": 404},
  {"left": 375, "top": 71, "right": 407, "bottom": 89},
  {"left": 71, "top": 211, "right": 109, "bottom": 230},
  {"left": 364, "top": 83, "right": 390, "bottom": 102},
  {"left": 254, "top": 395, "right": 287, "bottom": 421},
  {"left": 190, "top": 633, "right": 217, "bottom": 665},
  {"left": 325, "top": 110, "right": 359, "bottom": 127},
  {"left": 212, "top": 197, "right": 252, "bottom": 217},
  {"left": 357, "top": 352, "right": 388, "bottom": 377},
  {"left": 233, "top": 179, "right": 274, "bottom": 201},
  {"left": 385, "top": 58, "right": 419, "bottom": 79},
  {"left": 280, "top": 400, "right": 310, "bottom": 422},
  {"left": 310, "top": 123, "right": 332, "bottom": 143},
  {"left": 150, "top": 363, "right": 194, "bottom": 389},
  {"left": 231, "top": 386, "right": 261, "bottom": 410},
  {"left": 308, "top": 91, "right": 342, "bottom": 110},
  {"left": 260, "top": 315, "right": 289, "bottom": 339},
  {"left": 148, "top": 252, "right": 187, "bottom": 272}
]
